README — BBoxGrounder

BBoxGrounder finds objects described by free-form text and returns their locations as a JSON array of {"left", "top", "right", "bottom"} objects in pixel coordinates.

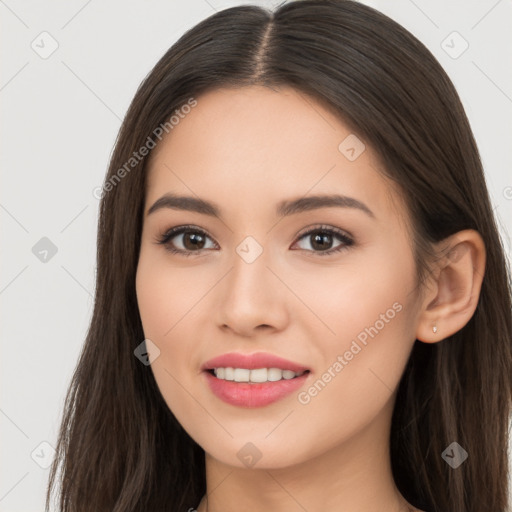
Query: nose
[{"left": 216, "top": 245, "right": 289, "bottom": 338}]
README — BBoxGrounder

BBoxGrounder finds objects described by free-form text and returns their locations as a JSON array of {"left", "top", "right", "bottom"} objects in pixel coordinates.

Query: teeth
[
  {"left": 212, "top": 367, "right": 305, "bottom": 383},
  {"left": 233, "top": 368, "right": 250, "bottom": 382}
]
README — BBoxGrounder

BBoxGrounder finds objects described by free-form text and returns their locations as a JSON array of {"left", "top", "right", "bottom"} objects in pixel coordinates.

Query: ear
[{"left": 415, "top": 229, "right": 486, "bottom": 343}]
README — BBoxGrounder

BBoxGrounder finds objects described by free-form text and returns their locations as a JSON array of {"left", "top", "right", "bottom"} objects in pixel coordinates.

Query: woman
[{"left": 46, "top": 1, "right": 512, "bottom": 511}]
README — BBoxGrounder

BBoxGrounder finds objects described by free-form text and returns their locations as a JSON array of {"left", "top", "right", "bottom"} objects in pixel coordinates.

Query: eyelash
[{"left": 155, "top": 224, "right": 354, "bottom": 257}]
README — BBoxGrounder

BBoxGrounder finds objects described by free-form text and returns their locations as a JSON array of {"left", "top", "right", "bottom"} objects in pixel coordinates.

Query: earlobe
[{"left": 415, "top": 229, "right": 486, "bottom": 343}]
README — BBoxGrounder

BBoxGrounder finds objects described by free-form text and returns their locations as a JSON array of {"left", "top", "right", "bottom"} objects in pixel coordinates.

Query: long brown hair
[{"left": 46, "top": 1, "right": 512, "bottom": 510}]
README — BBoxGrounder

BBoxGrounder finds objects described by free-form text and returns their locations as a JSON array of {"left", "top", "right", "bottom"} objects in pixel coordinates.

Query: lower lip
[{"left": 203, "top": 371, "right": 310, "bottom": 408}]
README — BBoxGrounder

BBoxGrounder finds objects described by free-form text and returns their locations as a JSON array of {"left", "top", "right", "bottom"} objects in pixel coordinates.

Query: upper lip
[{"left": 201, "top": 352, "right": 310, "bottom": 373}]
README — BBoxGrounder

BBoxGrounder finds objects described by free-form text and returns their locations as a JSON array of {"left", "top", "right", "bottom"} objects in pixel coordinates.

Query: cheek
[
  {"left": 290, "top": 243, "right": 416, "bottom": 349},
  {"left": 135, "top": 250, "right": 214, "bottom": 411},
  {"left": 135, "top": 256, "right": 193, "bottom": 425},
  {"left": 135, "top": 248, "right": 210, "bottom": 340},
  {"left": 294, "top": 254, "right": 417, "bottom": 415},
  {"left": 288, "top": 245, "right": 417, "bottom": 388}
]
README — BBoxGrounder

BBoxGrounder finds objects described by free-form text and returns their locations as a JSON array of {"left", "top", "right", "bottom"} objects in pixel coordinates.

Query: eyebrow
[{"left": 146, "top": 193, "right": 374, "bottom": 219}]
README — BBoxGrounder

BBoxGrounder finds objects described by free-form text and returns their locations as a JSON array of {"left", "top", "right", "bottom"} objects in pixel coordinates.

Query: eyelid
[
  {"left": 161, "top": 224, "right": 214, "bottom": 242},
  {"left": 294, "top": 223, "right": 354, "bottom": 241}
]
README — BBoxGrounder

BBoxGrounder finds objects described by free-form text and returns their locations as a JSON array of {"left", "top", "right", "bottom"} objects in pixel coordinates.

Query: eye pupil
[
  {"left": 311, "top": 233, "right": 333, "bottom": 250},
  {"left": 184, "top": 232, "right": 206, "bottom": 250}
]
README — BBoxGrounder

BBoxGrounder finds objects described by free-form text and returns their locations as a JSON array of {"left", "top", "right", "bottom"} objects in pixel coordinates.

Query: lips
[
  {"left": 203, "top": 371, "right": 309, "bottom": 407},
  {"left": 201, "top": 352, "right": 311, "bottom": 408},
  {"left": 201, "top": 352, "right": 310, "bottom": 374}
]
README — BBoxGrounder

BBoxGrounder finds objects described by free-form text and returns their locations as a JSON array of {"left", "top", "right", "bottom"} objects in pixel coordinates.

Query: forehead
[{"left": 145, "top": 85, "right": 409, "bottom": 228}]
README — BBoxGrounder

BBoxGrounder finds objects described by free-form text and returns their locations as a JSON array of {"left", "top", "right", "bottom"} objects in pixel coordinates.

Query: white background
[{"left": 1, "top": 0, "right": 511, "bottom": 510}]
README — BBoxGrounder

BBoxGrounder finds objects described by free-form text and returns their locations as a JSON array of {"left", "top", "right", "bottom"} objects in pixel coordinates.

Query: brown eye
[
  {"left": 181, "top": 231, "right": 207, "bottom": 250},
  {"left": 157, "top": 226, "right": 218, "bottom": 256},
  {"left": 292, "top": 225, "right": 354, "bottom": 256}
]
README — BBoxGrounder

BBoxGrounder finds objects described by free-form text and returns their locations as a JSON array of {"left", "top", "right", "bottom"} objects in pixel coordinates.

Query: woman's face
[{"left": 136, "top": 85, "right": 424, "bottom": 469}]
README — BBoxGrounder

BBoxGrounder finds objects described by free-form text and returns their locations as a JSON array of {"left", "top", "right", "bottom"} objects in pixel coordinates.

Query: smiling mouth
[{"left": 206, "top": 368, "right": 311, "bottom": 383}]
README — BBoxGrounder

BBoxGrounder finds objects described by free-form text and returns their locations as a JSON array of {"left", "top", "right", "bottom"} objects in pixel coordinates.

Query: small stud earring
[{"left": 433, "top": 325, "right": 438, "bottom": 333}]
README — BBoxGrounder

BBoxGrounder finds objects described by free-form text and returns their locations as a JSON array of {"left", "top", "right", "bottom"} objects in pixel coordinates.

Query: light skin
[{"left": 135, "top": 86, "right": 485, "bottom": 512}]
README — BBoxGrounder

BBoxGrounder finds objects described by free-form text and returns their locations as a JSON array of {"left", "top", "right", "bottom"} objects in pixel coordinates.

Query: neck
[{"left": 196, "top": 399, "right": 418, "bottom": 512}]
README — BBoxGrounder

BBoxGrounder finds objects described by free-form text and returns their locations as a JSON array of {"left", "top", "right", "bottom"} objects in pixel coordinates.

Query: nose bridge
[
  {"left": 217, "top": 234, "right": 288, "bottom": 333},
  {"left": 228, "top": 235, "right": 272, "bottom": 303}
]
